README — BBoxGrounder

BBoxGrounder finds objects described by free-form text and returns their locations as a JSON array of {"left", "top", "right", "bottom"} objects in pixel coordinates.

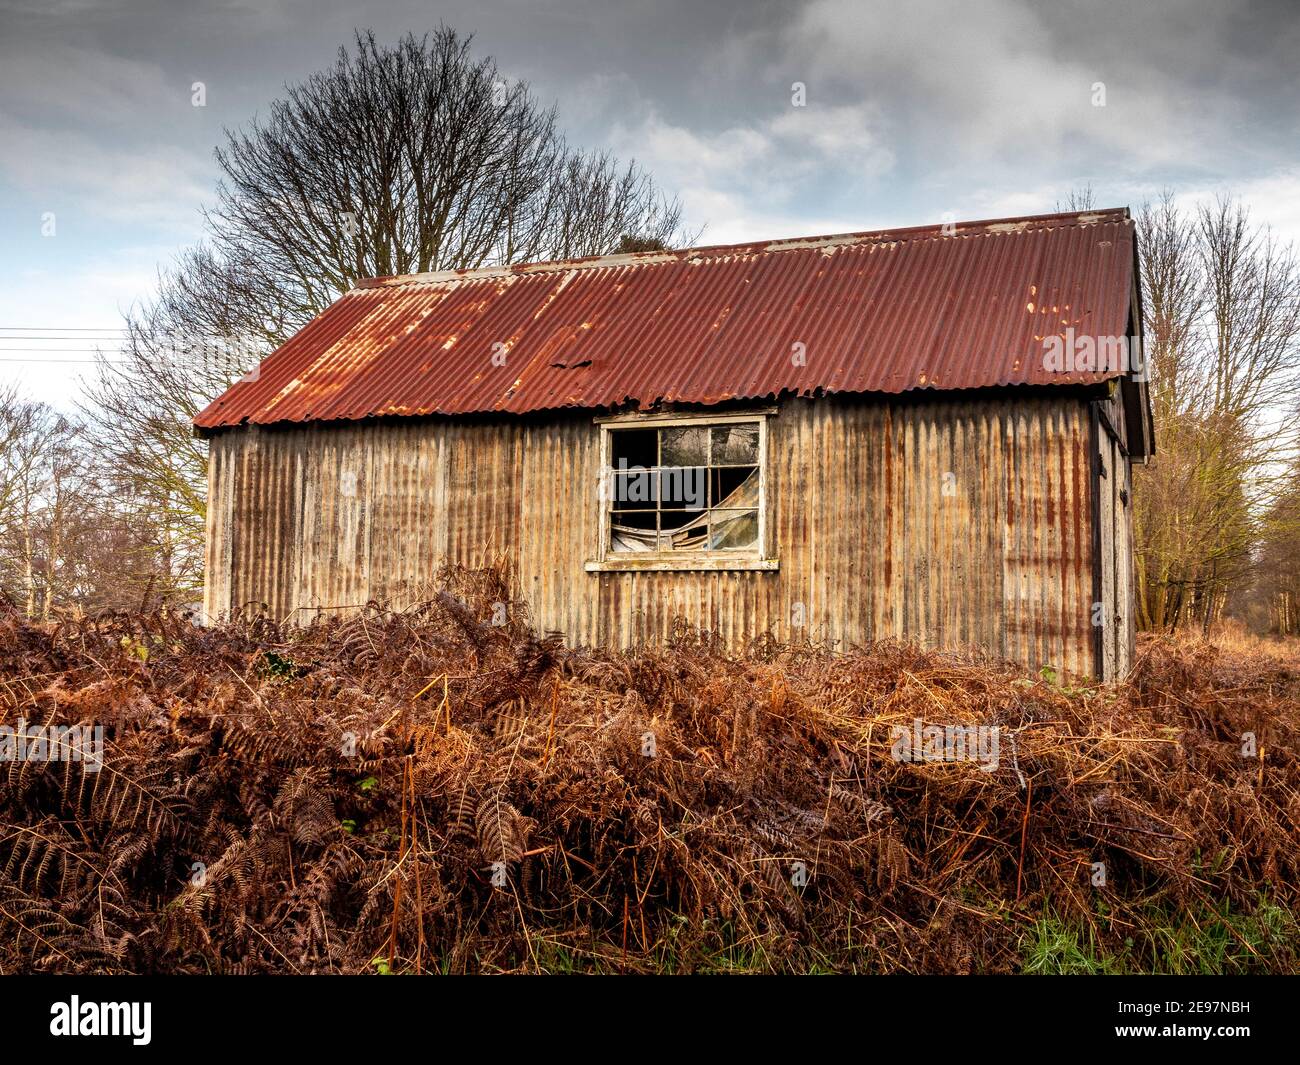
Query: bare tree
[
  {"left": 1055, "top": 184, "right": 1096, "bottom": 212},
  {"left": 0, "top": 397, "right": 62, "bottom": 613},
  {"left": 1133, "top": 192, "right": 1300, "bottom": 631},
  {"left": 0, "top": 387, "right": 195, "bottom": 617},
  {"left": 85, "top": 25, "right": 688, "bottom": 606},
  {"left": 1253, "top": 458, "right": 1300, "bottom": 634},
  {"left": 81, "top": 303, "right": 229, "bottom": 605},
  {"left": 181, "top": 27, "right": 685, "bottom": 341}
]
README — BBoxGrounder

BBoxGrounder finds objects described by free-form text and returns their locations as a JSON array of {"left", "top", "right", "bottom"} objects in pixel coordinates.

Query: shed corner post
[{"left": 1088, "top": 400, "right": 1105, "bottom": 682}]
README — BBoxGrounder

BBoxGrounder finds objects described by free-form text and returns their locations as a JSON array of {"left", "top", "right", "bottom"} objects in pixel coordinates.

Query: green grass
[
  {"left": 1020, "top": 895, "right": 1299, "bottom": 975},
  {"left": 391, "top": 895, "right": 1298, "bottom": 974}
]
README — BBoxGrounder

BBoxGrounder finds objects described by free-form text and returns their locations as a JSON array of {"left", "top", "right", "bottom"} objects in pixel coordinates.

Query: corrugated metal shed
[
  {"left": 205, "top": 393, "right": 1104, "bottom": 676},
  {"left": 195, "top": 208, "right": 1135, "bottom": 430}
]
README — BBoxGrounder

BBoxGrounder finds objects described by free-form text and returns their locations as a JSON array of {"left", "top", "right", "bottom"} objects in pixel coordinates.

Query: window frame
[{"left": 586, "top": 410, "right": 778, "bottom": 573}]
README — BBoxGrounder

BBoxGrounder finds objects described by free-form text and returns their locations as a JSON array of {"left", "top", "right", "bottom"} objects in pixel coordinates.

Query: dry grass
[{"left": 1, "top": 568, "right": 1297, "bottom": 974}]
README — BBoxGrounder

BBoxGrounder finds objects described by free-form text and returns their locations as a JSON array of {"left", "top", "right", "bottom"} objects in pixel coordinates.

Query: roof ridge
[{"left": 353, "top": 207, "right": 1131, "bottom": 290}]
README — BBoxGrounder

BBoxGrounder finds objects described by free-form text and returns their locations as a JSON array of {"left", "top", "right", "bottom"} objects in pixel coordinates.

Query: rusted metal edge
[
  {"left": 192, "top": 380, "right": 1117, "bottom": 438},
  {"left": 351, "top": 207, "right": 1131, "bottom": 289}
]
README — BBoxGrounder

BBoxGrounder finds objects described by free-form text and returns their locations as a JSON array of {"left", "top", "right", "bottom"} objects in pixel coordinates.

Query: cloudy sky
[{"left": 2, "top": 0, "right": 1298, "bottom": 407}]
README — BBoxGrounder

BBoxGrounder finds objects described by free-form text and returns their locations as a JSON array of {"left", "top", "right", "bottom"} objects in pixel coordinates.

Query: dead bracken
[{"left": 1, "top": 567, "right": 1297, "bottom": 974}]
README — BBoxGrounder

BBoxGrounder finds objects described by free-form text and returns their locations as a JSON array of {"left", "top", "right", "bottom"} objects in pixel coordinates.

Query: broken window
[{"left": 604, "top": 418, "right": 763, "bottom": 555}]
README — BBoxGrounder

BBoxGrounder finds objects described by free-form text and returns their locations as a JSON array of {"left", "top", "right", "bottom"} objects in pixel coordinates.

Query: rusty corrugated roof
[{"left": 194, "top": 208, "right": 1136, "bottom": 430}]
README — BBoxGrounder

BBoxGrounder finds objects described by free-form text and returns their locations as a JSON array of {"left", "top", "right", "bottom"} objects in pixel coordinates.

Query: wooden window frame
[{"left": 585, "top": 410, "right": 777, "bottom": 573}]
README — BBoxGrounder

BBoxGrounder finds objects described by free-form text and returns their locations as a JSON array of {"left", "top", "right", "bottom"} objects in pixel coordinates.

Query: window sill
[{"left": 585, "top": 557, "right": 780, "bottom": 573}]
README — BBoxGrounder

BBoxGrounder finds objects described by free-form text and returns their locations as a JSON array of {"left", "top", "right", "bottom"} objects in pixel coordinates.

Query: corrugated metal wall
[
  {"left": 206, "top": 392, "right": 1118, "bottom": 678},
  {"left": 1097, "top": 392, "right": 1137, "bottom": 678}
]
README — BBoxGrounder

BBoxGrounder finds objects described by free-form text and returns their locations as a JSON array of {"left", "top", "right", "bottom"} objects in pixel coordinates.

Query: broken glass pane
[
  {"left": 610, "top": 510, "right": 658, "bottom": 553},
  {"left": 711, "top": 424, "right": 759, "bottom": 465},
  {"left": 708, "top": 509, "right": 759, "bottom": 550},
  {"left": 665, "top": 521, "right": 709, "bottom": 551},
  {"left": 661, "top": 425, "right": 708, "bottom": 466},
  {"left": 710, "top": 465, "right": 758, "bottom": 508}
]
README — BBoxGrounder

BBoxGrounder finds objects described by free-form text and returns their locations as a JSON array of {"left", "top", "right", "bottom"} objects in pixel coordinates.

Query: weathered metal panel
[
  {"left": 202, "top": 434, "right": 235, "bottom": 620},
  {"left": 1096, "top": 407, "right": 1136, "bottom": 679},
  {"left": 206, "top": 392, "right": 1105, "bottom": 677},
  {"left": 1099, "top": 428, "right": 1118, "bottom": 679},
  {"left": 195, "top": 210, "right": 1135, "bottom": 429}
]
